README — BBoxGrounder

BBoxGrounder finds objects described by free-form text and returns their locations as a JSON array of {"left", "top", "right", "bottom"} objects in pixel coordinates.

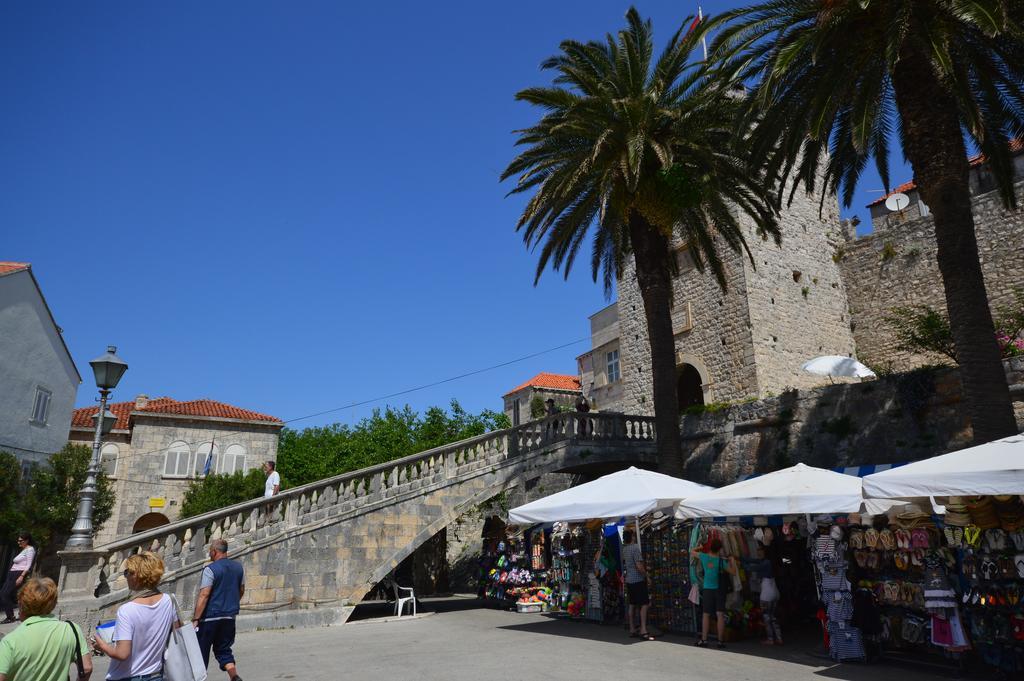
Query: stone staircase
[{"left": 57, "top": 412, "right": 657, "bottom": 629}]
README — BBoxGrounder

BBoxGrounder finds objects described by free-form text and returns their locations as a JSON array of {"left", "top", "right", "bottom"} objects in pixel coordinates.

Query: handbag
[{"left": 163, "top": 594, "right": 208, "bottom": 681}]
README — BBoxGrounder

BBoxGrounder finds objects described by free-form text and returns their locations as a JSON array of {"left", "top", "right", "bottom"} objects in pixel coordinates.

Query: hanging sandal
[
  {"left": 943, "top": 526, "right": 957, "bottom": 547},
  {"left": 964, "top": 525, "right": 982, "bottom": 548}
]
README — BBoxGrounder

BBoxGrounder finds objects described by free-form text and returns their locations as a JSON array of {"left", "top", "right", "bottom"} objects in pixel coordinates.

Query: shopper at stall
[
  {"left": 744, "top": 545, "right": 782, "bottom": 645},
  {"left": 694, "top": 537, "right": 736, "bottom": 648},
  {"left": 621, "top": 528, "right": 652, "bottom": 640}
]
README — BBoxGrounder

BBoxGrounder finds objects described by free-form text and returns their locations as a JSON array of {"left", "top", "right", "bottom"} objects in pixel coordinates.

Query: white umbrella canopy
[
  {"left": 863, "top": 434, "right": 1024, "bottom": 498},
  {"left": 675, "top": 463, "right": 864, "bottom": 519},
  {"left": 802, "top": 355, "right": 876, "bottom": 378},
  {"left": 508, "top": 466, "right": 712, "bottom": 524}
]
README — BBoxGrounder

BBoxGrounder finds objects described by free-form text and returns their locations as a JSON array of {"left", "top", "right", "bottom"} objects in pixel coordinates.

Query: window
[
  {"left": 163, "top": 441, "right": 191, "bottom": 478},
  {"left": 606, "top": 349, "right": 621, "bottom": 383},
  {"left": 100, "top": 443, "right": 119, "bottom": 477},
  {"left": 675, "top": 248, "right": 695, "bottom": 275},
  {"left": 194, "top": 442, "right": 221, "bottom": 477},
  {"left": 512, "top": 399, "right": 521, "bottom": 426},
  {"left": 30, "top": 387, "right": 52, "bottom": 424},
  {"left": 223, "top": 444, "right": 247, "bottom": 474}
]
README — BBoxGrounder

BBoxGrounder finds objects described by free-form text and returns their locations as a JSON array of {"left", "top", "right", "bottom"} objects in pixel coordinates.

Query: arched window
[
  {"left": 193, "top": 442, "right": 221, "bottom": 477},
  {"left": 100, "top": 443, "right": 119, "bottom": 477},
  {"left": 224, "top": 444, "right": 247, "bottom": 474},
  {"left": 163, "top": 441, "right": 191, "bottom": 478}
]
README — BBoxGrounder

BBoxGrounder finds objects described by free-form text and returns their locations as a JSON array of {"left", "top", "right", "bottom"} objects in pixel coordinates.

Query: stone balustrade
[{"left": 57, "top": 412, "right": 656, "bottom": 626}]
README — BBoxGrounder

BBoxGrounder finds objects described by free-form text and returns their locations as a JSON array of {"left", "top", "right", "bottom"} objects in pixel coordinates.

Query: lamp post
[{"left": 65, "top": 346, "right": 128, "bottom": 550}]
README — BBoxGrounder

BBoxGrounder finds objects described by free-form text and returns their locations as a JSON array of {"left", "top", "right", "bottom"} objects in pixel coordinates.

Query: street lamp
[{"left": 65, "top": 346, "right": 128, "bottom": 550}]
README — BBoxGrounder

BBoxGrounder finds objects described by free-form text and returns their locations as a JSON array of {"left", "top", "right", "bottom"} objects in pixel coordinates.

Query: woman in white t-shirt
[
  {"left": 0, "top": 533, "right": 36, "bottom": 623},
  {"left": 91, "top": 552, "right": 180, "bottom": 681}
]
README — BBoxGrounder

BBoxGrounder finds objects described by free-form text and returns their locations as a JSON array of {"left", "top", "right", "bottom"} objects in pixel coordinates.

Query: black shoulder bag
[{"left": 66, "top": 621, "right": 86, "bottom": 680}]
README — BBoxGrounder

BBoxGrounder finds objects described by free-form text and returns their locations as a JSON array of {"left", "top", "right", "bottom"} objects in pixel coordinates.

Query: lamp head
[
  {"left": 91, "top": 408, "right": 117, "bottom": 435},
  {"left": 90, "top": 345, "right": 128, "bottom": 390}
]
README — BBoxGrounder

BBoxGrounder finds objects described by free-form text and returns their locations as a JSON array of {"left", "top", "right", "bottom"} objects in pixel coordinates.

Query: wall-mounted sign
[{"left": 148, "top": 497, "right": 166, "bottom": 509}]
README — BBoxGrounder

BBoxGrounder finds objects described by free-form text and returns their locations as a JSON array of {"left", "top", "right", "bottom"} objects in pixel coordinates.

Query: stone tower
[{"left": 617, "top": 186, "right": 857, "bottom": 415}]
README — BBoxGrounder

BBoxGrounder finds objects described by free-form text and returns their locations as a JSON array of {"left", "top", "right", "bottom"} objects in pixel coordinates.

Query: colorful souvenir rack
[
  {"left": 642, "top": 521, "right": 698, "bottom": 633},
  {"left": 479, "top": 535, "right": 542, "bottom": 607},
  {"left": 549, "top": 524, "right": 587, "bottom": 614}
]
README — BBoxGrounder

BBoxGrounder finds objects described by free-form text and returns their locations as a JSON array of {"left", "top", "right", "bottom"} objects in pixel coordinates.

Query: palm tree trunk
[
  {"left": 893, "top": 47, "right": 1017, "bottom": 444},
  {"left": 628, "top": 210, "right": 684, "bottom": 476}
]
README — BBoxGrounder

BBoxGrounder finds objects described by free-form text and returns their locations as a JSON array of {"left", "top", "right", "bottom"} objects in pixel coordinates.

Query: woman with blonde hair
[
  {"left": 91, "top": 552, "right": 180, "bottom": 681},
  {"left": 0, "top": 576, "right": 92, "bottom": 681}
]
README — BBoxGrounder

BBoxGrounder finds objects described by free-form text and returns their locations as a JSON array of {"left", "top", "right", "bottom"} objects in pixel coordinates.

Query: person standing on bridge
[
  {"left": 263, "top": 461, "right": 280, "bottom": 498},
  {"left": 192, "top": 539, "right": 245, "bottom": 681}
]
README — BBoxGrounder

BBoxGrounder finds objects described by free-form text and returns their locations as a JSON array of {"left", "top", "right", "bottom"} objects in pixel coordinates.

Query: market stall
[
  {"left": 506, "top": 467, "right": 711, "bottom": 624},
  {"left": 860, "top": 434, "right": 1024, "bottom": 676}
]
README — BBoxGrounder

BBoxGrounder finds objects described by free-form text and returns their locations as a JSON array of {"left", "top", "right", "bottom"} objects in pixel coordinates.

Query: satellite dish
[{"left": 885, "top": 192, "right": 910, "bottom": 212}]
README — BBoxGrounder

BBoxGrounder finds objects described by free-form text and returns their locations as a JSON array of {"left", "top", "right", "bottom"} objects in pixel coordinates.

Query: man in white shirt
[{"left": 262, "top": 461, "right": 280, "bottom": 498}]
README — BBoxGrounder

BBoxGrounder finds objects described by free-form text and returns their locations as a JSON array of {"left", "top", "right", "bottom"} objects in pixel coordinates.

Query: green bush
[{"left": 180, "top": 469, "right": 266, "bottom": 518}]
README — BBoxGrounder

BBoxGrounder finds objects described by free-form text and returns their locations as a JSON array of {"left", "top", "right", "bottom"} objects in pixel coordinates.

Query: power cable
[{"left": 47, "top": 335, "right": 590, "bottom": 471}]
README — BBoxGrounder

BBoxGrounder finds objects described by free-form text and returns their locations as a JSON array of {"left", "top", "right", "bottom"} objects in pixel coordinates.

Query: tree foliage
[
  {"left": 179, "top": 400, "right": 510, "bottom": 518},
  {"left": 0, "top": 444, "right": 115, "bottom": 577},
  {"left": 885, "top": 306, "right": 958, "bottom": 364},
  {"left": 180, "top": 469, "right": 266, "bottom": 519}
]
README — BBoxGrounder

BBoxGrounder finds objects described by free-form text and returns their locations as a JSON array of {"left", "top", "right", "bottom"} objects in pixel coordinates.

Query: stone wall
[
  {"left": 676, "top": 359, "right": 1024, "bottom": 486},
  {"left": 841, "top": 181, "right": 1024, "bottom": 370}
]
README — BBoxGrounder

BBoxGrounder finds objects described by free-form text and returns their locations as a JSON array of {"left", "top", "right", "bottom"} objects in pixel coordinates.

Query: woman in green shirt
[
  {"left": 0, "top": 577, "right": 91, "bottom": 681},
  {"left": 694, "top": 537, "right": 736, "bottom": 648}
]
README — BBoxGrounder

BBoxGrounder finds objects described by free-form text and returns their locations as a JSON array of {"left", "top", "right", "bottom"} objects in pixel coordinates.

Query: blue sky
[{"left": 2, "top": 2, "right": 908, "bottom": 428}]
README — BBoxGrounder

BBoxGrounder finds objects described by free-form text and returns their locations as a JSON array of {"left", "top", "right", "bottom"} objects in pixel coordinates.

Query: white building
[{"left": 0, "top": 262, "right": 81, "bottom": 467}]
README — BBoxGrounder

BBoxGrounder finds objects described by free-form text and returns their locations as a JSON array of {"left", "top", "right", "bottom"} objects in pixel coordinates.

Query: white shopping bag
[{"left": 164, "top": 595, "right": 208, "bottom": 681}]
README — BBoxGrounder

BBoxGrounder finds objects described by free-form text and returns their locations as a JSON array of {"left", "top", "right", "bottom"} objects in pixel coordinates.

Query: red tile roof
[
  {"left": 868, "top": 139, "right": 1024, "bottom": 207},
  {"left": 504, "top": 372, "right": 581, "bottom": 397},
  {"left": 0, "top": 262, "right": 30, "bottom": 276},
  {"left": 71, "top": 397, "right": 282, "bottom": 430}
]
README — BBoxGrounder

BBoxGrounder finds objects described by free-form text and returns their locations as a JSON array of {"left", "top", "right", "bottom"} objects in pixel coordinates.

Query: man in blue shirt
[{"left": 192, "top": 539, "right": 245, "bottom": 681}]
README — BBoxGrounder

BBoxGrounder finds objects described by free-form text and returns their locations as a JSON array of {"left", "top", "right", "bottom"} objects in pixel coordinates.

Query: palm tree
[
  {"left": 711, "top": 1, "right": 1023, "bottom": 444},
  {"left": 502, "top": 8, "right": 780, "bottom": 476}
]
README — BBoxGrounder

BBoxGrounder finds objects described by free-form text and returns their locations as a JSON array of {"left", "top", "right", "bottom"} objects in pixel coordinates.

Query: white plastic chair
[{"left": 391, "top": 579, "right": 416, "bottom": 617}]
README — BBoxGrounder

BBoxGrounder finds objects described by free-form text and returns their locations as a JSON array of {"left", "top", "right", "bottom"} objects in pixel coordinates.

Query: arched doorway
[
  {"left": 132, "top": 512, "right": 170, "bottom": 534},
  {"left": 677, "top": 364, "right": 705, "bottom": 412}
]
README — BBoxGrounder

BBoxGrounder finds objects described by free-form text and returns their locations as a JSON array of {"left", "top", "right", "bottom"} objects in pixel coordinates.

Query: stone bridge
[{"left": 57, "top": 412, "right": 657, "bottom": 628}]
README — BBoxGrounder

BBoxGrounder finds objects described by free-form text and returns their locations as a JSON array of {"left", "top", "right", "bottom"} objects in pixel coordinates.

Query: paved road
[{"left": 82, "top": 604, "right": 960, "bottom": 681}]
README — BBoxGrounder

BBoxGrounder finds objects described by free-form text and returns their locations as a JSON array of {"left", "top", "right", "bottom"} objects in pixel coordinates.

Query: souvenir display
[{"left": 642, "top": 521, "right": 698, "bottom": 633}]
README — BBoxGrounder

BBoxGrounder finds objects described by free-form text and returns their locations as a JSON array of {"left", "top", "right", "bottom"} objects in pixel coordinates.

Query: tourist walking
[
  {"left": 91, "top": 551, "right": 180, "bottom": 681},
  {"left": 0, "top": 576, "right": 92, "bottom": 681},
  {"left": 695, "top": 537, "right": 736, "bottom": 648},
  {"left": 0, "top": 533, "right": 36, "bottom": 623},
  {"left": 621, "top": 528, "right": 653, "bottom": 640},
  {"left": 192, "top": 539, "right": 245, "bottom": 681},
  {"left": 263, "top": 461, "right": 280, "bottom": 498}
]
